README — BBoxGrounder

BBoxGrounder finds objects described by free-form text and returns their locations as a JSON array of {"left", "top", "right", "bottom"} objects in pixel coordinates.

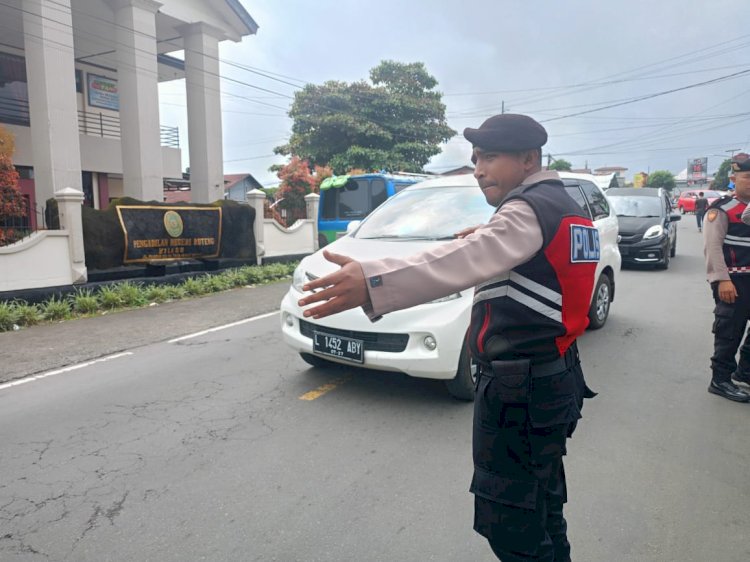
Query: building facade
[{"left": 0, "top": 0, "right": 257, "bottom": 227}]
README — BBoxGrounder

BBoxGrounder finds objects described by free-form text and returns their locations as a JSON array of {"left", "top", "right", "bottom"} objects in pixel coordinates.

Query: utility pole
[
  {"left": 726, "top": 148, "right": 741, "bottom": 158},
  {"left": 501, "top": 100, "right": 505, "bottom": 114}
]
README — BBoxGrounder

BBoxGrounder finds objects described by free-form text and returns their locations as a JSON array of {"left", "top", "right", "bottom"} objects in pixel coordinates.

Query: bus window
[
  {"left": 338, "top": 179, "right": 369, "bottom": 219},
  {"left": 371, "top": 178, "right": 387, "bottom": 208}
]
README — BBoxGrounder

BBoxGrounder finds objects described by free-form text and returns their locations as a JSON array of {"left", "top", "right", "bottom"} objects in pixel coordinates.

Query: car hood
[
  {"left": 616, "top": 216, "right": 662, "bottom": 235},
  {"left": 300, "top": 235, "right": 445, "bottom": 277}
]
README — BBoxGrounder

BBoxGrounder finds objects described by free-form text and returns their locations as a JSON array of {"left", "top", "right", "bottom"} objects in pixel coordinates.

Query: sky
[{"left": 158, "top": 0, "right": 750, "bottom": 187}]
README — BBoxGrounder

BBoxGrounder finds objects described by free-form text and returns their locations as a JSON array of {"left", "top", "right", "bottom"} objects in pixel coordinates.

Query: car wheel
[
  {"left": 587, "top": 273, "right": 612, "bottom": 330},
  {"left": 670, "top": 235, "right": 677, "bottom": 258},
  {"left": 299, "top": 352, "right": 334, "bottom": 369},
  {"left": 656, "top": 248, "right": 670, "bottom": 270},
  {"left": 679, "top": 206, "right": 685, "bottom": 214},
  {"left": 445, "top": 339, "right": 476, "bottom": 401}
]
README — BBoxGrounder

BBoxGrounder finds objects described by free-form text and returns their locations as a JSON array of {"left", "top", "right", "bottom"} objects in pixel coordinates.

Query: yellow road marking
[{"left": 299, "top": 377, "right": 351, "bottom": 400}]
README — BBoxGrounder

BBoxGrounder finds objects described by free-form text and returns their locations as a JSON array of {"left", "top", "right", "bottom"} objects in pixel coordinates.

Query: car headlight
[
  {"left": 292, "top": 265, "right": 307, "bottom": 292},
  {"left": 425, "top": 292, "right": 461, "bottom": 304},
  {"left": 643, "top": 225, "right": 664, "bottom": 240}
]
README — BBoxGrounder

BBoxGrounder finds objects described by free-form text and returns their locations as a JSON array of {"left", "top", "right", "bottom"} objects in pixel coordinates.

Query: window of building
[{"left": 0, "top": 52, "right": 29, "bottom": 126}]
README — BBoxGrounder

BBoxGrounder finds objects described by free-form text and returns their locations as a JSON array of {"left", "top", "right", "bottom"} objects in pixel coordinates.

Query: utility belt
[{"left": 476, "top": 344, "right": 580, "bottom": 404}]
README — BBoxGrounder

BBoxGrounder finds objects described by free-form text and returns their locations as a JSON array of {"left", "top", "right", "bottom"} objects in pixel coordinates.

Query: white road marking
[
  {"left": 0, "top": 352, "right": 134, "bottom": 391},
  {"left": 168, "top": 311, "right": 280, "bottom": 343}
]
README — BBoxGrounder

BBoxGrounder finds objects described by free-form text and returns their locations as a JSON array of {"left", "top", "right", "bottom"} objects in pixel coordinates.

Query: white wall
[
  {"left": 263, "top": 219, "right": 315, "bottom": 258},
  {"left": 0, "top": 232, "right": 72, "bottom": 291}
]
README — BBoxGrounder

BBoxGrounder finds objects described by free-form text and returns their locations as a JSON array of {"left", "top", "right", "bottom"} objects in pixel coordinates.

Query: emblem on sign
[{"left": 163, "top": 210, "right": 184, "bottom": 238}]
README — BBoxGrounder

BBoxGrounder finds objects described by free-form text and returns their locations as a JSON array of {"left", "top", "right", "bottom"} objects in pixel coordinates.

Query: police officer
[
  {"left": 297, "top": 114, "right": 597, "bottom": 561},
  {"left": 704, "top": 153, "right": 750, "bottom": 402}
]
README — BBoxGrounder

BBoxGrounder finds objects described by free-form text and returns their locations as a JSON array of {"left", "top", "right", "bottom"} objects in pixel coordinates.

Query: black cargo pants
[
  {"left": 711, "top": 278, "right": 750, "bottom": 382},
  {"left": 470, "top": 344, "right": 591, "bottom": 562}
]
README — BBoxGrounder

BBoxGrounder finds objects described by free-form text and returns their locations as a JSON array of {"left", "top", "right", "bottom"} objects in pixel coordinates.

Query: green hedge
[{"left": 0, "top": 262, "right": 297, "bottom": 332}]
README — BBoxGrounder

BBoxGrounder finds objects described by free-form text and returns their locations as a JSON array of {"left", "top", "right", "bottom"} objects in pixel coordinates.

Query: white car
[{"left": 280, "top": 173, "right": 621, "bottom": 400}]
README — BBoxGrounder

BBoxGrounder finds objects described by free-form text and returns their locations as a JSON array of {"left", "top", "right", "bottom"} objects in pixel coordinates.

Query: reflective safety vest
[
  {"left": 713, "top": 196, "right": 750, "bottom": 276},
  {"left": 469, "top": 180, "right": 599, "bottom": 365}
]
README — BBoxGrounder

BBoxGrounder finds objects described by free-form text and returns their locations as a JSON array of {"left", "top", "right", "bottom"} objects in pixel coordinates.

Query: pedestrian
[
  {"left": 297, "top": 114, "right": 597, "bottom": 561},
  {"left": 695, "top": 191, "right": 708, "bottom": 232},
  {"left": 704, "top": 152, "right": 750, "bottom": 402}
]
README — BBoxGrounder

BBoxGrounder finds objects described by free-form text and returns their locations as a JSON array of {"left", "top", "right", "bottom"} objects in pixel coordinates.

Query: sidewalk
[{"left": 0, "top": 281, "right": 291, "bottom": 384}]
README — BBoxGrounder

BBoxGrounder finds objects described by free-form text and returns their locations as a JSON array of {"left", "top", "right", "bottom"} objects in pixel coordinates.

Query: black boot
[
  {"left": 732, "top": 370, "right": 750, "bottom": 385},
  {"left": 708, "top": 380, "right": 750, "bottom": 402}
]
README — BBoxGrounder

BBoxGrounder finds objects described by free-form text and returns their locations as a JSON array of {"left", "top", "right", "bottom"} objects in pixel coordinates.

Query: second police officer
[
  {"left": 297, "top": 114, "right": 597, "bottom": 561},
  {"left": 704, "top": 152, "right": 750, "bottom": 402}
]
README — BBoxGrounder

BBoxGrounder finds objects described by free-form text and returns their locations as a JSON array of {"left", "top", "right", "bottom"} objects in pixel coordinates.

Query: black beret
[
  {"left": 731, "top": 153, "right": 750, "bottom": 172},
  {"left": 463, "top": 114, "right": 548, "bottom": 152}
]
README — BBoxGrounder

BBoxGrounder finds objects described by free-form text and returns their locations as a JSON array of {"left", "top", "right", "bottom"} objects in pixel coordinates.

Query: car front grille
[
  {"left": 299, "top": 319, "right": 409, "bottom": 353},
  {"left": 618, "top": 232, "right": 642, "bottom": 245}
]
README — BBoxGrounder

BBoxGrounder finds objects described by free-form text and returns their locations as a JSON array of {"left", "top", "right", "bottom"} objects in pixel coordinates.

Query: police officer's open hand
[
  {"left": 297, "top": 250, "right": 370, "bottom": 319},
  {"left": 718, "top": 280, "right": 739, "bottom": 304}
]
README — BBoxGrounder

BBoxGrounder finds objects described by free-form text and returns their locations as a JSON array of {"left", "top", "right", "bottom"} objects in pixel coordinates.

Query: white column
[
  {"left": 55, "top": 187, "right": 87, "bottom": 284},
  {"left": 305, "top": 192, "right": 320, "bottom": 251},
  {"left": 113, "top": 0, "right": 163, "bottom": 202},
  {"left": 246, "top": 189, "right": 266, "bottom": 265},
  {"left": 22, "top": 0, "right": 83, "bottom": 209},
  {"left": 181, "top": 23, "right": 224, "bottom": 204}
]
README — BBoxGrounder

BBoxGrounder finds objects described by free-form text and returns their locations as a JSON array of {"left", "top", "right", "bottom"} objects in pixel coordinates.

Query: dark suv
[{"left": 606, "top": 187, "right": 680, "bottom": 269}]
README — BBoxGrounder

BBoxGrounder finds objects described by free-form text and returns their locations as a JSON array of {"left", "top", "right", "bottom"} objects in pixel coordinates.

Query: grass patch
[
  {"left": 0, "top": 301, "right": 19, "bottom": 331},
  {"left": 41, "top": 296, "right": 71, "bottom": 321},
  {"left": 70, "top": 289, "right": 99, "bottom": 315},
  {"left": 13, "top": 302, "right": 43, "bottom": 326},
  {"left": 1, "top": 261, "right": 298, "bottom": 332}
]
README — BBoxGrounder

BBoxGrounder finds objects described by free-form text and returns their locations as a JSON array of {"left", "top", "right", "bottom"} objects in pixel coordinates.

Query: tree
[
  {"left": 272, "top": 157, "right": 333, "bottom": 226},
  {"left": 275, "top": 61, "right": 456, "bottom": 174},
  {"left": 548, "top": 158, "right": 572, "bottom": 171},
  {"left": 712, "top": 158, "right": 732, "bottom": 191},
  {"left": 0, "top": 126, "right": 26, "bottom": 246},
  {"left": 646, "top": 170, "right": 676, "bottom": 192}
]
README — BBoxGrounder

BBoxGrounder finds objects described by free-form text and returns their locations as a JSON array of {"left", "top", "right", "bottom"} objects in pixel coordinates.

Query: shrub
[
  {"left": 181, "top": 277, "right": 208, "bottom": 296},
  {"left": 13, "top": 302, "right": 42, "bottom": 326},
  {"left": 98, "top": 285, "right": 123, "bottom": 310},
  {"left": 144, "top": 285, "right": 170, "bottom": 303},
  {"left": 41, "top": 296, "right": 71, "bottom": 321},
  {"left": 203, "top": 274, "right": 232, "bottom": 293},
  {"left": 70, "top": 289, "right": 99, "bottom": 314},
  {"left": 164, "top": 285, "right": 187, "bottom": 300},
  {"left": 114, "top": 281, "right": 146, "bottom": 307},
  {"left": 0, "top": 301, "right": 19, "bottom": 331}
]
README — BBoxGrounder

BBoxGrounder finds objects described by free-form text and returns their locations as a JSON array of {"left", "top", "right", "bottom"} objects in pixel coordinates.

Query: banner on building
[
  {"left": 116, "top": 206, "right": 222, "bottom": 263},
  {"left": 87, "top": 73, "right": 119, "bottom": 111},
  {"left": 688, "top": 157, "right": 708, "bottom": 184}
]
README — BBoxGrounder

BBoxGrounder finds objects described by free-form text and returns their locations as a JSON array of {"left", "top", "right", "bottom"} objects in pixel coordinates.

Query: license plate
[{"left": 313, "top": 331, "right": 364, "bottom": 364}]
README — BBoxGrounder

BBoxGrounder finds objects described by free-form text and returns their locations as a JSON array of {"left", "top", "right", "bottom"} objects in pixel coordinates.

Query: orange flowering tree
[
  {"left": 0, "top": 126, "right": 26, "bottom": 246},
  {"left": 273, "top": 157, "right": 333, "bottom": 226}
]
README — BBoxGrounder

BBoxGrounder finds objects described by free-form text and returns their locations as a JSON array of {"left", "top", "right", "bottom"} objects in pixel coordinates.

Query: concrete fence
[
  {"left": 245, "top": 189, "right": 319, "bottom": 263},
  {"left": 0, "top": 189, "right": 319, "bottom": 293},
  {"left": 0, "top": 187, "right": 87, "bottom": 292}
]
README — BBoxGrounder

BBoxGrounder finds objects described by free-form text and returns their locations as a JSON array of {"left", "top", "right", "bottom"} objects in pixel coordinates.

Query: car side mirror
[
  {"left": 670, "top": 214, "right": 681, "bottom": 222},
  {"left": 346, "top": 220, "right": 362, "bottom": 234}
]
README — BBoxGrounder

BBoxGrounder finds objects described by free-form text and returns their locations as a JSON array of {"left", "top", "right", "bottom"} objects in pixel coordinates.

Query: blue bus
[{"left": 317, "top": 173, "right": 427, "bottom": 247}]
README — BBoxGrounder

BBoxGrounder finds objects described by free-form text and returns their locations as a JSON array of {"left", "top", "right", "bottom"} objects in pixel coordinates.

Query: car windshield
[
  {"left": 609, "top": 196, "right": 662, "bottom": 218},
  {"left": 354, "top": 186, "right": 495, "bottom": 240}
]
